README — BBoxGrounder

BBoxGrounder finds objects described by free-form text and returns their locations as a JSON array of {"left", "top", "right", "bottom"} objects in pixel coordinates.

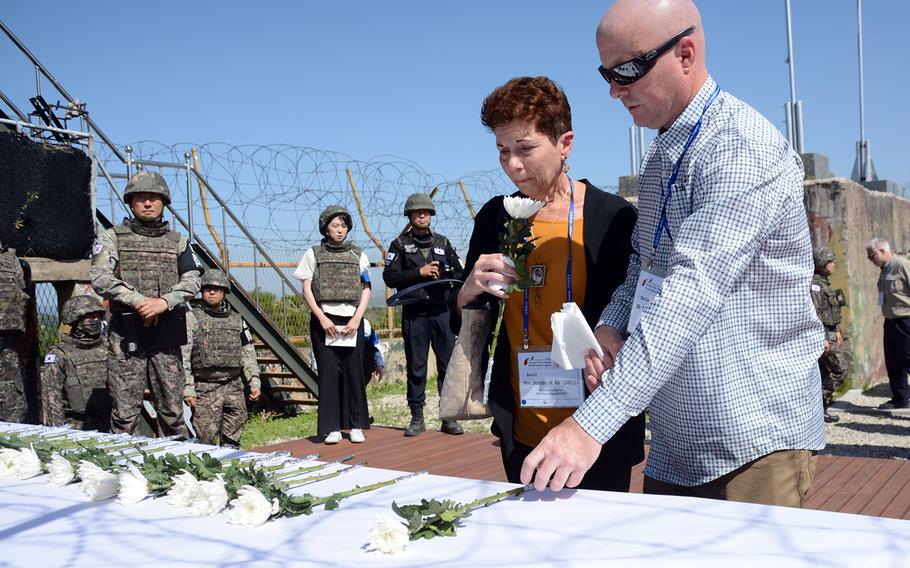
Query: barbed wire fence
[{"left": 93, "top": 142, "right": 514, "bottom": 337}]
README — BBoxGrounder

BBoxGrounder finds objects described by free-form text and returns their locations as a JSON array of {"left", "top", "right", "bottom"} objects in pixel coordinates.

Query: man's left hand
[
  {"left": 137, "top": 298, "right": 168, "bottom": 322},
  {"left": 249, "top": 388, "right": 261, "bottom": 401},
  {"left": 520, "top": 417, "right": 602, "bottom": 492}
]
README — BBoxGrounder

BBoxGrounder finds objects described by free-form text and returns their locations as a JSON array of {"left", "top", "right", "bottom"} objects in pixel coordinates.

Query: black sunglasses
[{"left": 597, "top": 26, "right": 696, "bottom": 86}]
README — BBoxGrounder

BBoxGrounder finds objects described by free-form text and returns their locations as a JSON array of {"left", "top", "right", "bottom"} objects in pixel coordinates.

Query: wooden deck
[{"left": 255, "top": 426, "right": 910, "bottom": 521}]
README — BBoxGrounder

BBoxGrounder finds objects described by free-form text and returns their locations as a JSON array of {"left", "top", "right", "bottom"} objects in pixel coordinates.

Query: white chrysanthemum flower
[
  {"left": 227, "top": 485, "right": 281, "bottom": 527},
  {"left": 188, "top": 474, "right": 229, "bottom": 517},
  {"left": 78, "top": 460, "right": 120, "bottom": 501},
  {"left": 47, "top": 453, "right": 76, "bottom": 486},
  {"left": 117, "top": 462, "right": 150, "bottom": 505},
  {"left": 13, "top": 446, "right": 44, "bottom": 479},
  {"left": 368, "top": 514, "right": 410, "bottom": 555},
  {"left": 0, "top": 448, "right": 21, "bottom": 477},
  {"left": 168, "top": 470, "right": 200, "bottom": 508},
  {"left": 503, "top": 196, "right": 544, "bottom": 219}
]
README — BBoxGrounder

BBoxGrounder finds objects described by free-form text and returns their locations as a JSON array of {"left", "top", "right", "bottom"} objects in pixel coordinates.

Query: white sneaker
[
  {"left": 349, "top": 429, "right": 365, "bottom": 443},
  {"left": 324, "top": 431, "right": 342, "bottom": 444}
]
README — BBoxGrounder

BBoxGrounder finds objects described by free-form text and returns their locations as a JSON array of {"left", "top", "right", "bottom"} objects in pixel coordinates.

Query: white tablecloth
[{"left": 2, "top": 427, "right": 910, "bottom": 567}]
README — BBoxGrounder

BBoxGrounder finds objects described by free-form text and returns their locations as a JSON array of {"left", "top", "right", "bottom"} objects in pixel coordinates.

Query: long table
[{"left": 2, "top": 424, "right": 910, "bottom": 567}]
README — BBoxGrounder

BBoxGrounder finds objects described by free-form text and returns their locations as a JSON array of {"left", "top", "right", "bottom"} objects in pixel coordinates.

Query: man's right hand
[
  {"left": 419, "top": 261, "right": 441, "bottom": 279},
  {"left": 584, "top": 326, "right": 625, "bottom": 391}
]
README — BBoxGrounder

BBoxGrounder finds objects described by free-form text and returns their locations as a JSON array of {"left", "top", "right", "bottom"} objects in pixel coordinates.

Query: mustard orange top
[{"left": 503, "top": 216, "right": 586, "bottom": 447}]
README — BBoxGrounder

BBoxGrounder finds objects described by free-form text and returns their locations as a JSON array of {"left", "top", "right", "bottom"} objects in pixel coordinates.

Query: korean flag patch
[
  {"left": 92, "top": 242, "right": 103, "bottom": 256},
  {"left": 385, "top": 251, "right": 396, "bottom": 266},
  {"left": 44, "top": 353, "right": 57, "bottom": 364}
]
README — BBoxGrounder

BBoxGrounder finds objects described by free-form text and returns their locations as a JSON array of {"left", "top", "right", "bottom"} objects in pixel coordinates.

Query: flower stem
[
  {"left": 463, "top": 485, "right": 527, "bottom": 514},
  {"left": 487, "top": 301, "right": 506, "bottom": 363},
  {"left": 311, "top": 470, "right": 426, "bottom": 508}
]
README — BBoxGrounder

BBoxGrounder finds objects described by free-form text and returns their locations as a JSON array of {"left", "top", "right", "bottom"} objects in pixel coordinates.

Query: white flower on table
[
  {"left": 227, "top": 485, "right": 280, "bottom": 527},
  {"left": 0, "top": 448, "right": 20, "bottom": 477},
  {"left": 502, "top": 196, "right": 544, "bottom": 219},
  {"left": 117, "top": 462, "right": 150, "bottom": 505},
  {"left": 78, "top": 460, "right": 120, "bottom": 501},
  {"left": 368, "top": 514, "right": 409, "bottom": 555},
  {"left": 47, "top": 453, "right": 76, "bottom": 486},
  {"left": 168, "top": 470, "right": 200, "bottom": 508},
  {"left": 188, "top": 474, "right": 229, "bottom": 517},
  {"left": 12, "top": 445, "right": 43, "bottom": 480}
]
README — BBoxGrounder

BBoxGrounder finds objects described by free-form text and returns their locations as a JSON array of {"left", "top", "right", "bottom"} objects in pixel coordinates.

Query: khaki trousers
[{"left": 643, "top": 449, "right": 817, "bottom": 508}]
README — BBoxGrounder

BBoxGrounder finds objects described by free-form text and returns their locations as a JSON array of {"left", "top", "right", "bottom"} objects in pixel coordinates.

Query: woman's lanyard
[
  {"left": 650, "top": 85, "right": 721, "bottom": 260},
  {"left": 522, "top": 175, "right": 575, "bottom": 349}
]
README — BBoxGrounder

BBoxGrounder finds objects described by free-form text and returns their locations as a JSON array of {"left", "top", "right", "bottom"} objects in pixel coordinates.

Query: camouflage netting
[{"left": 0, "top": 132, "right": 93, "bottom": 259}]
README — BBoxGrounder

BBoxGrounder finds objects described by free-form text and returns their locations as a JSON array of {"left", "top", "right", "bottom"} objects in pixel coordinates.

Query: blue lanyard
[
  {"left": 651, "top": 85, "right": 721, "bottom": 256},
  {"left": 522, "top": 175, "right": 575, "bottom": 349}
]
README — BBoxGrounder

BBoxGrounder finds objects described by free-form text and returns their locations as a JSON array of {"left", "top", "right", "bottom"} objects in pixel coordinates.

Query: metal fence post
[
  {"left": 253, "top": 247, "right": 260, "bottom": 310},
  {"left": 184, "top": 153, "right": 194, "bottom": 244}
]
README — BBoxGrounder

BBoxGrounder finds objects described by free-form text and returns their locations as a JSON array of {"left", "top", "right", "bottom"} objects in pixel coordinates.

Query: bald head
[
  {"left": 597, "top": 0, "right": 704, "bottom": 56},
  {"left": 595, "top": 0, "right": 709, "bottom": 129}
]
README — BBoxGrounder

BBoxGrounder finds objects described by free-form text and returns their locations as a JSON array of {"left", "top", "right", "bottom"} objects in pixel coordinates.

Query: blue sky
[{"left": 3, "top": 0, "right": 909, "bottom": 190}]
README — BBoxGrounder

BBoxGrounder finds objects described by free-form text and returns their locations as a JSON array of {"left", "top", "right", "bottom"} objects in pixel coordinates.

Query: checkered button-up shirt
[{"left": 575, "top": 77, "right": 826, "bottom": 486}]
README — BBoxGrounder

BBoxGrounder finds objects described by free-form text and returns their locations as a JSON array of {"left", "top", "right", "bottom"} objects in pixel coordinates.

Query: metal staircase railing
[{"left": 1, "top": 18, "right": 319, "bottom": 412}]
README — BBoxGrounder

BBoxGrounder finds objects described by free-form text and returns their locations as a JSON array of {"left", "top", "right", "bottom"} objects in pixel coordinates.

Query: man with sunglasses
[{"left": 523, "top": 0, "right": 825, "bottom": 508}]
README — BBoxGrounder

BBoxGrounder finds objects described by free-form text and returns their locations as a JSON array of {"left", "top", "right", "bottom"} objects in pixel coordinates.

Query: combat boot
[
  {"left": 441, "top": 419, "right": 464, "bottom": 435},
  {"left": 404, "top": 406, "right": 425, "bottom": 437}
]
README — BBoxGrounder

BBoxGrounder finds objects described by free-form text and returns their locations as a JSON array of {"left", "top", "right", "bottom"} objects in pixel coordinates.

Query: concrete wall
[{"left": 804, "top": 177, "right": 910, "bottom": 388}]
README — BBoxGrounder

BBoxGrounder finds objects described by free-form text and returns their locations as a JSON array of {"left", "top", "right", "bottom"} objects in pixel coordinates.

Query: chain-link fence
[{"left": 34, "top": 282, "right": 59, "bottom": 357}]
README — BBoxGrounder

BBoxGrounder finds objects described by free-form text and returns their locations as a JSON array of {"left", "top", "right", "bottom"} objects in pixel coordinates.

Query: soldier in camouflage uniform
[
  {"left": 39, "top": 295, "right": 111, "bottom": 430},
  {"left": 811, "top": 247, "right": 849, "bottom": 423},
  {"left": 181, "top": 270, "right": 260, "bottom": 446},
  {"left": 89, "top": 171, "right": 201, "bottom": 437},
  {"left": 0, "top": 240, "right": 30, "bottom": 423}
]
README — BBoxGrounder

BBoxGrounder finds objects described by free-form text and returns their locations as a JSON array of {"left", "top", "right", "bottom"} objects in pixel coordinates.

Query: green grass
[
  {"left": 240, "top": 409, "right": 317, "bottom": 449},
  {"left": 240, "top": 374, "right": 493, "bottom": 448}
]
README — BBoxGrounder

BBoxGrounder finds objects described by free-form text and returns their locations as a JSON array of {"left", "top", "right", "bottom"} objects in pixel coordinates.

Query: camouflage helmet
[
  {"left": 403, "top": 193, "right": 436, "bottom": 216},
  {"left": 61, "top": 295, "right": 104, "bottom": 325},
  {"left": 318, "top": 205, "right": 354, "bottom": 237},
  {"left": 123, "top": 171, "right": 171, "bottom": 205},
  {"left": 201, "top": 269, "right": 231, "bottom": 291},
  {"left": 813, "top": 247, "right": 836, "bottom": 268}
]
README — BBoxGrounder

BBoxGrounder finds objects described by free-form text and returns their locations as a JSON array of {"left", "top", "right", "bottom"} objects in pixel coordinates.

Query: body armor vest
[
  {"left": 191, "top": 304, "right": 244, "bottom": 370},
  {"left": 811, "top": 274, "right": 845, "bottom": 329},
  {"left": 312, "top": 245, "right": 363, "bottom": 304},
  {"left": 113, "top": 223, "right": 181, "bottom": 298},
  {"left": 393, "top": 232, "right": 453, "bottom": 303},
  {"left": 57, "top": 336, "right": 108, "bottom": 416},
  {"left": 0, "top": 249, "right": 28, "bottom": 333}
]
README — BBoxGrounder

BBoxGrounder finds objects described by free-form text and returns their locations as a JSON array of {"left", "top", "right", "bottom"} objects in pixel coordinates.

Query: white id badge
[
  {"left": 627, "top": 262, "right": 666, "bottom": 335},
  {"left": 517, "top": 348, "right": 584, "bottom": 408}
]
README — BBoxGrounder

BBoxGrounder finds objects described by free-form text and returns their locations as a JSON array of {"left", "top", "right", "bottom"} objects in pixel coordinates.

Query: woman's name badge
[
  {"left": 627, "top": 261, "right": 666, "bottom": 334},
  {"left": 517, "top": 348, "right": 583, "bottom": 408}
]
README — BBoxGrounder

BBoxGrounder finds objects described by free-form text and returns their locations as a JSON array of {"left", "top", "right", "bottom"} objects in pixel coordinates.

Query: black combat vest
[
  {"left": 56, "top": 335, "right": 108, "bottom": 416},
  {"left": 394, "top": 231, "right": 454, "bottom": 303},
  {"left": 113, "top": 221, "right": 181, "bottom": 298},
  {"left": 312, "top": 244, "right": 364, "bottom": 304},
  {"left": 191, "top": 302, "right": 243, "bottom": 370},
  {"left": 0, "top": 248, "right": 28, "bottom": 333}
]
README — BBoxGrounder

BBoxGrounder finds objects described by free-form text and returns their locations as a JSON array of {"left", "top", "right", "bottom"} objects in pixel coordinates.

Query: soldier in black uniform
[
  {"left": 383, "top": 193, "right": 464, "bottom": 436},
  {"left": 39, "top": 295, "right": 111, "bottom": 430},
  {"left": 811, "top": 247, "right": 849, "bottom": 423}
]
